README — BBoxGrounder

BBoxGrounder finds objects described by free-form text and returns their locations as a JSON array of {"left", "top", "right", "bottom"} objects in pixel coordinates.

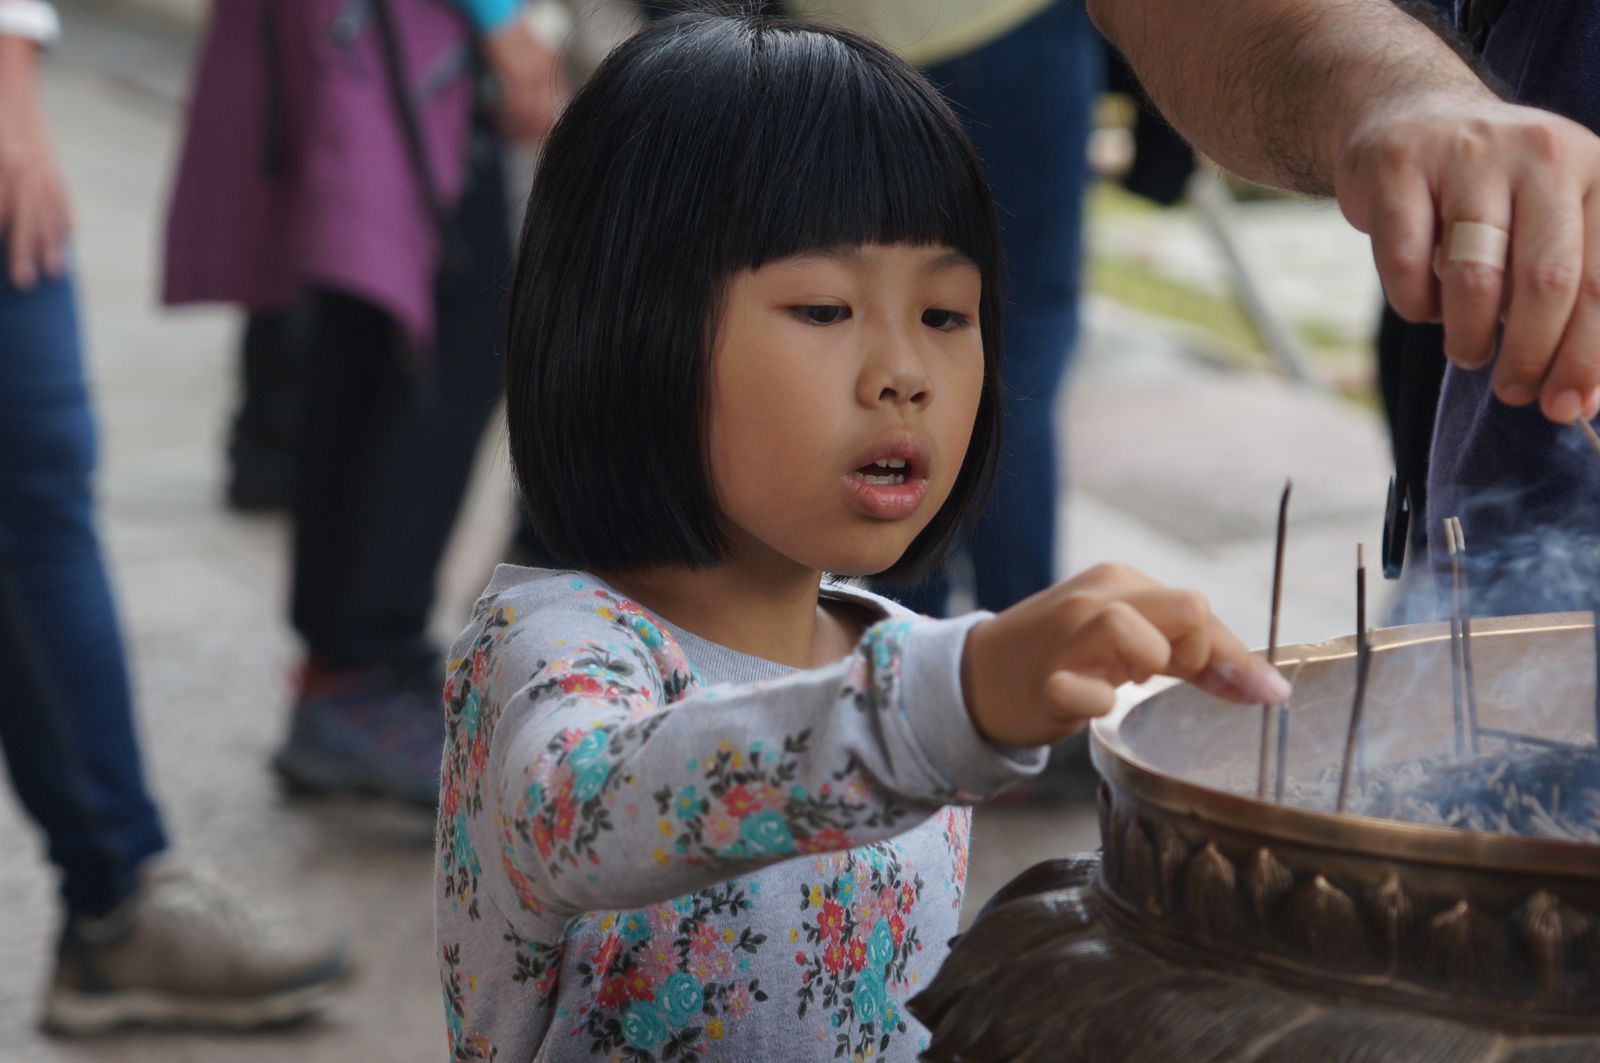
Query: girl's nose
[{"left": 859, "top": 330, "right": 931, "bottom": 408}]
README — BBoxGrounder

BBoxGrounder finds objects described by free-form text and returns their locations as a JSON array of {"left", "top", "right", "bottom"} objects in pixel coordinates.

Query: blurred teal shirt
[{"left": 457, "top": 0, "right": 519, "bottom": 32}]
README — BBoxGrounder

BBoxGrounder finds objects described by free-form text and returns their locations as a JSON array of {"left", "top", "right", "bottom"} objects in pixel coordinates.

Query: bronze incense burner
[{"left": 912, "top": 613, "right": 1600, "bottom": 1062}]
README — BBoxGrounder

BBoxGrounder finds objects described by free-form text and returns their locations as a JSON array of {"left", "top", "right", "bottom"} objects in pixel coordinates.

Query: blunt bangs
[{"left": 504, "top": 10, "right": 1003, "bottom": 579}]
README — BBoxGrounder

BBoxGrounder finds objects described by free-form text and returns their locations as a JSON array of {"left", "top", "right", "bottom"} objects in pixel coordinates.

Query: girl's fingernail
[
  {"left": 1551, "top": 389, "right": 1583, "bottom": 423},
  {"left": 1261, "top": 668, "right": 1292, "bottom": 703}
]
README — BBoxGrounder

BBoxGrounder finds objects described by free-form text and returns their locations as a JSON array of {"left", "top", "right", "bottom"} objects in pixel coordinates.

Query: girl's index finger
[
  {"left": 1114, "top": 589, "right": 1290, "bottom": 703},
  {"left": 1192, "top": 620, "right": 1293, "bottom": 706}
]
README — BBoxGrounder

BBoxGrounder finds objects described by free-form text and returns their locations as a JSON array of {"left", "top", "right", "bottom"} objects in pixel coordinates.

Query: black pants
[{"left": 290, "top": 132, "right": 508, "bottom": 672}]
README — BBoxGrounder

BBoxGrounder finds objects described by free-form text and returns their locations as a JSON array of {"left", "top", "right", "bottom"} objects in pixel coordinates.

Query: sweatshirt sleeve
[{"left": 444, "top": 588, "right": 1045, "bottom": 923}]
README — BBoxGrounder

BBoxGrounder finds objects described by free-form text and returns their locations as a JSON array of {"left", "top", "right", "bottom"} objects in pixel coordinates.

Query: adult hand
[
  {"left": 482, "top": 16, "right": 568, "bottom": 144},
  {"left": 960, "top": 563, "right": 1291, "bottom": 750},
  {"left": 1335, "top": 92, "right": 1600, "bottom": 424},
  {"left": 0, "top": 34, "right": 71, "bottom": 290}
]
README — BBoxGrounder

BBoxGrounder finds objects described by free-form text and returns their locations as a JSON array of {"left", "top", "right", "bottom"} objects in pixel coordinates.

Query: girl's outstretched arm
[{"left": 441, "top": 577, "right": 1043, "bottom": 923}]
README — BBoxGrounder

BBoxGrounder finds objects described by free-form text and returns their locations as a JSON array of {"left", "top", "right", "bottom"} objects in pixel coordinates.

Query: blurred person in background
[
  {"left": 797, "top": 0, "right": 1101, "bottom": 622},
  {"left": 0, "top": 0, "right": 347, "bottom": 1034},
  {"left": 790, "top": 0, "right": 1103, "bottom": 803},
  {"left": 163, "top": 0, "right": 567, "bottom": 809}
]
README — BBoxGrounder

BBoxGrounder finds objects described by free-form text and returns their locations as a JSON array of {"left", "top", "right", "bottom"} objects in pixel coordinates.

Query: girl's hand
[
  {"left": 0, "top": 35, "right": 71, "bottom": 290},
  {"left": 959, "top": 563, "right": 1292, "bottom": 748}
]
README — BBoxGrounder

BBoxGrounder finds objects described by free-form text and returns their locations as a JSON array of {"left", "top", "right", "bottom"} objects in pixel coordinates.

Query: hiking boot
[
  {"left": 271, "top": 665, "right": 445, "bottom": 809},
  {"left": 41, "top": 857, "right": 350, "bottom": 1034}
]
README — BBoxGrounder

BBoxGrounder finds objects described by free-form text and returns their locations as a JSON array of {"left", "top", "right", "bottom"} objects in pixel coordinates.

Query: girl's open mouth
[{"left": 845, "top": 460, "right": 929, "bottom": 519}]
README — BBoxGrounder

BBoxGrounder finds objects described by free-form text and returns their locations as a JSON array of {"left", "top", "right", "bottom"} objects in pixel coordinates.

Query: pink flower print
[
  {"left": 639, "top": 932, "right": 679, "bottom": 983},
  {"left": 598, "top": 976, "right": 629, "bottom": 1011},
  {"left": 724, "top": 983, "right": 753, "bottom": 1020},
  {"left": 553, "top": 799, "right": 576, "bottom": 842},
  {"left": 471, "top": 646, "right": 489, "bottom": 686},
  {"left": 756, "top": 781, "right": 785, "bottom": 809},
  {"left": 889, "top": 912, "right": 906, "bottom": 945},
  {"left": 720, "top": 785, "right": 760, "bottom": 818},
  {"left": 558, "top": 673, "right": 604, "bottom": 696},
  {"left": 688, "top": 953, "right": 714, "bottom": 983},
  {"left": 531, "top": 817, "right": 553, "bottom": 859},
  {"left": 710, "top": 948, "right": 736, "bottom": 978},
  {"left": 899, "top": 883, "right": 916, "bottom": 914},
  {"left": 797, "top": 828, "right": 850, "bottom": 855},
  {"left": 592, "top": 933, "right": 623, "bottom": 976},
  {"left": 620, "top": 965, "right": 656, "bottom": 1002},
  {"left": 706, "top": 814, "right": 739, "bottom": 848},
  {"left": 816, "top": 899, "right": 845, "bottom": 941},
  {"left": 652, "top": 905, "right": 677, "bottom": 930},
  {"left": 689, "top": 924, "right": 720, "bottom": 957},
  {"left": 559, "top": 728, "right": 587, "bottom": 751}
]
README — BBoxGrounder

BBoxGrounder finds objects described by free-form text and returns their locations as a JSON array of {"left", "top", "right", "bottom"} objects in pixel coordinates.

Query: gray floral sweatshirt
[{"left": 436, "top": 566, "right": 1045, "bottom": 1062}]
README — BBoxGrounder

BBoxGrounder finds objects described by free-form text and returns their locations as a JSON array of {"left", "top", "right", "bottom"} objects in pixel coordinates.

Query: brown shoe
[{"left": 41, "top": 857, "right": 350, "bottom": 1034}]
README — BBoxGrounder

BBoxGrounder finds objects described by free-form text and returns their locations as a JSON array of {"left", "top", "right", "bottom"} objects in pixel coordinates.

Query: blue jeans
[
  {"left": 892, "top": 1, "right": 1101, "bottom": 615},
  {"left": 0, "top": 265, "right": 167, "bottom": 917}
]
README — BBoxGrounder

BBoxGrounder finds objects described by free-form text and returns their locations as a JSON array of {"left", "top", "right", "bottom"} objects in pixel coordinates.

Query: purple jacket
[{"left": 163, "top": 0, "right": 475, "bottom": 351}]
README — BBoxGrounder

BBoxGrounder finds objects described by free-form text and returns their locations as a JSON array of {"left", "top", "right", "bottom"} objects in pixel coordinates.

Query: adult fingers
[
  {"left": 1039, "top": 670, "right": 1117, "bottom": 729},
  {"left": 1538, "top": 189, "right": 1600, "bottom": 422},
  {"left": 1435, "top": 168, "right": 1511, "bottom": 372},
  {"left": 40, "top": 181, "right": 68, "bottom": 279},
  {"left": 1495, "top": 169, "right": 1586, "bottom": 407},
  {"left": 7, "top": 181, "right": 38, "bottom": 289},
  {"left": 1348, "top": 162, "right": 1441, "bottom": 324}
]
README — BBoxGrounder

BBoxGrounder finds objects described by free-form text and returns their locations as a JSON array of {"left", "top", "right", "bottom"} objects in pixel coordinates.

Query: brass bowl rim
[{"left": 1089, "top": 611, "right": 1600, "bottom": 877}]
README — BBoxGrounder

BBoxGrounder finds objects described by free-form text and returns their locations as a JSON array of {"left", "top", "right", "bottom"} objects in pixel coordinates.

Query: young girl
[{"left": 436, "top": 12, "right": 1290, "bottom": 1061}]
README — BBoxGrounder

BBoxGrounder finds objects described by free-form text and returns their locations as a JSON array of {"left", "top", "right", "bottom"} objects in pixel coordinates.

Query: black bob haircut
[{"left": 504, "top": 8, "right": 1004, "bottom": 583}]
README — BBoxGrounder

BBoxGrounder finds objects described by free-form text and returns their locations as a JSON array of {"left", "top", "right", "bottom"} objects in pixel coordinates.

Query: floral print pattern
[{"left": 435, "top": 570, "right": 1027, "bottom": 1062}]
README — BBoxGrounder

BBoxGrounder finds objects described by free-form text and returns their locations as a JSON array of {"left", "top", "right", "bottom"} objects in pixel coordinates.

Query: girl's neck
[{"left": 594, "top": 555, "right": 864, "bottom": 670}]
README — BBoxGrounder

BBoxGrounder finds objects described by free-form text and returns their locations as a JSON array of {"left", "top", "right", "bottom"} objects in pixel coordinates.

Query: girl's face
[{"left": 706, "top": 242, "right": 985, "bottom": 577}]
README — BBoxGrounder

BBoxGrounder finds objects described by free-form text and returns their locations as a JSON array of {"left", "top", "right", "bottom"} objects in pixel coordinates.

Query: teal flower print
[
  {"left": 867, "top": 917, "right": 894, "bottom": 970},
  {"left": 628, "top": 614, "right": 664, "bottom": 648},
  {"left": 621, "top": 1000, "right": 668, "bottom": 1049},
  {"left": 569, "top": 730, "right": 608, "bottom": 766},
  {"left": 523, "top": 781, "right": 544, "bottom": 814},
  {"left": 452, "top": 810, "right": 480, "bottom": 878},
  {"left": 852, "top": 969, "right": 887, "bottom": 1026},
  {"left": 672, "top": 893, "right": 694, "bottom": 914},
  {"left": 618, "top": 911, "right": 650, "bottom": 944},
  {"left": 656, "top": 972, "right": 704, "bottom": 1028},
  {"left": 674, "top": 785, "right": 700, "bottom": 821},
  {"left": 834, "top": 874, "right": 855, "bottom": 903},
  {"left": 460, "top": 688, "right": 481, "bottom": 740},
  {"left": 572, "top": 757, "right": 610, "bottom": 803},
  {"left": 738, "top": 811, "right": 796, "bottom": 856}
]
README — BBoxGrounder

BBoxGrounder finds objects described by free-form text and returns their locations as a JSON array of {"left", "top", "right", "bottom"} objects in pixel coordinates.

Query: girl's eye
[
  {"left": 922, "top": 308, "right": 971, "bottom": 331},
  {"left": 792, "top": 305, "right": 851, "bottom": 326}
]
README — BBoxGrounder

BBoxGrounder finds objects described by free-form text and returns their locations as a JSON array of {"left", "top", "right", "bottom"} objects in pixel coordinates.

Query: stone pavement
[{"left": 0, "top": 3, "right": 1392, "bottom": 1060}]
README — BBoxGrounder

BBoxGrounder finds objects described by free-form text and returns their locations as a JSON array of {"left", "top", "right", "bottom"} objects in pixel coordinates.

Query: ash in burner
[{"left": 1342, "top": 745, "right": 1600, "bottom": 842}]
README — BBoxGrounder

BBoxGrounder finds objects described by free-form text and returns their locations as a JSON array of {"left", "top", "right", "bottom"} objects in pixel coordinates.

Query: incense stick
[
  {"left": 1445, "top": 517, "right": 1467, "bottom": 759},
  {"left": 1336, "top": 545, "right": 1373, "bottom": 813},
  {"left": 1451, "top": 518, "right": 1481, "bottom": 757},
  {"left": 1576, "top": 415, "right": 1600, "bottom": 460},
  {"left": 1272, "top": 658, "right": 1309, "bottom": 805},
  {"left": 1257, "top": 480, "right": 1292, "bottom": 800}
]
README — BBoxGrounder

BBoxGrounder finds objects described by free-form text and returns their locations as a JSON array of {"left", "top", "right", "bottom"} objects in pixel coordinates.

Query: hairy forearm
[{"left": 1090, "top": 0, "right": 1493, "bottom": 194}]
